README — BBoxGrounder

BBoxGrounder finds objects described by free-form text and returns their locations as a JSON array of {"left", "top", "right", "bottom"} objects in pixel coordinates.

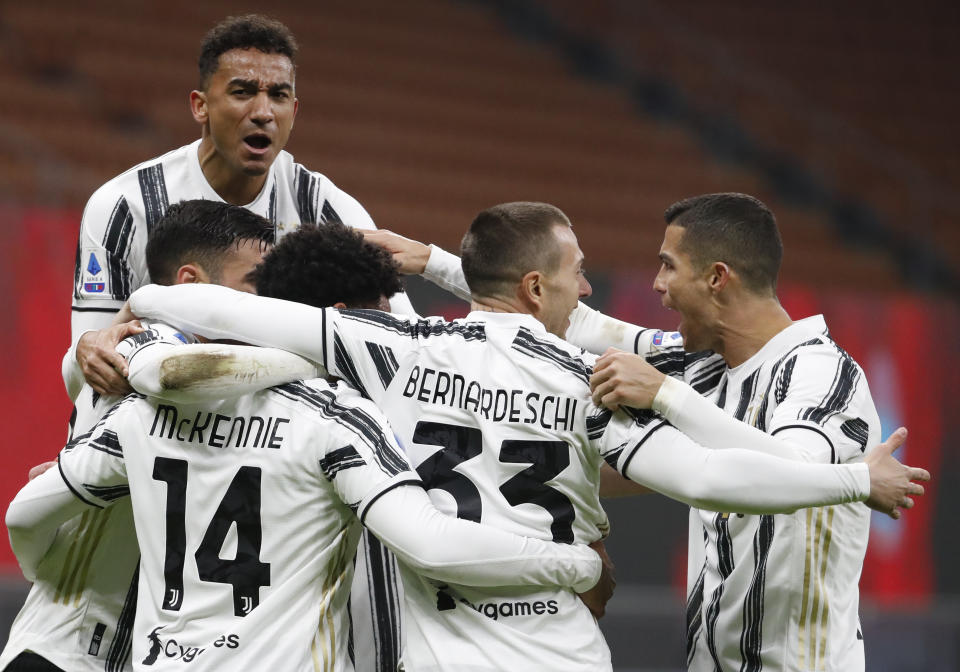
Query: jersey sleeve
[
  {"left": 57, "top": 397, "right": 136, "bottom": 508},
  {"left": 72, "top": 186, "right": 145, "bottom": 340},
  {"left": 311, "top": 384, "right": 421, "bottom": 520},
  {"left": 320, "top": 309, "right": 432, "bottom": 403},
  {"left": 767, "top": 344, "right": 879, "bottom": 464},
  {"left": 594, "top": 407, "right": 870, "bottom": 513}
]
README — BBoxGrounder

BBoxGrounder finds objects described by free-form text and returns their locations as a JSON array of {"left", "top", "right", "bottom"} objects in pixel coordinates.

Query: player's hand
[
  {"left": 28, "top": 461, "right": 57, "bottom": 481},
  {"left": 864, "top": 427, "right": 930, "bottom": 519},
  {"left": 362, "top": 229, "right": 431, "bottom": 275},
  {"left": 577, "top": 539, "right": 616, "bottom": 619},
  {"left": 76, "top": 320, "right": 144, "bottom": 396},
  {"left": 590, "top": 348, "right": 666, "bottom": 410}
]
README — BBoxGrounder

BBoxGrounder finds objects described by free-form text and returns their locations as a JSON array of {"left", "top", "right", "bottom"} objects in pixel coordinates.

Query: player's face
[
  {"left": 195, "top": 49, "right": 298, "bottom": 178},
  {"left": 653, "top": 225, "right": 717, "bottom": 351},
  {"left": 216, "top": 239, "right": 270, "bottom": 294},
  {"left": 540, "top": 225, "right": 592, "bottom": 338}
]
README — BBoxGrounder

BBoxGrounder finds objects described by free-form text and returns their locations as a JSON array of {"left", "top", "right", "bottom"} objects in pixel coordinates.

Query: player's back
[
  {"left": 333, "top": 310, "right": 612, "bottom": 670},
  {"left": 60, "top": 378, "right": 414, "bottom": 671}
]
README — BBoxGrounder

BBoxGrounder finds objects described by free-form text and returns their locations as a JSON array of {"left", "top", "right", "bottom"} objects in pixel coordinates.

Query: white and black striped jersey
[
  {"left": 71, "top": 138, "right": 416, "bottom": 339},
  {"left": 311, "top": 309, "right": 620, "bottom": 671},
  {"left": 626, "top": 316, "right": 879, "bottom": 672},
  {"left": 0, "top": 323, "right": 196, "bottom": 672},
  {"left": 69, "top": 138, "right": 410, "bottom": 671},
  {"left": 56, "top": 378, "right": 419, "bottom": 672}
]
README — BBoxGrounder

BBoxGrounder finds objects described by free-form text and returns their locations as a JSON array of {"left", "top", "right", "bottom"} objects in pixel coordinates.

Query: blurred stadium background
[{"left": 0, "top": 1, "right": 957, "bottom": 670}]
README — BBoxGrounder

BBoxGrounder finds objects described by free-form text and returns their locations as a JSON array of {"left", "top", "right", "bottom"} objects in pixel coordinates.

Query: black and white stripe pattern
[
  {"left": 586, "top": 408, "right": 613, "bottom": 441},
  {"left": 272, "top": 382, "right": 409, "bottom": 476},
  {"left": 295, "top": 167, "right": 320, "bottom": 224},
  {"left": 268, "top": 182, "right": 278, "bottom": 225},
  {"left": 704, "top": 513, "right": 736, "bottom": 671},
  {"left": 686, "top": 560, "right": 706, "bottom": 665},
  {"left": 88, "top": 430, "right": 124, "bottom": 457},
  {"left": 688, "top": 355, "right": 726, "bottom": 395},
  {"left": 738, "top": 514, "right": 775, "bottom": 671},
  {"left": 104, "top": 562, "right": 138, "bottom": 671},
  {"left": 338, "top": 309, "right": 487, "bottom": 342},
  {"left": 320, "top": 199, "right": 342, "bottom": 224},
  {"left": 334, "top": 333, "right": 371, "bottom": 399},
  {"left": 363, "top": 532, "right": 402, "bottom": 672},
  {"left": 319, "top": 445, "right": 367, "bottom": 480},
  {"left": 137, "top": 164, "right": 169, "bottom": 233},
  {"left": 511, "top": 327, "right": 591, "bottom": 385},
  {"left": 84, "top": 483, "right": 130, "bottom": 502},
  {"left": 840, "top": 417, "right": 870, "bottom": 452},
  {"left": 102, "top": 197, "right": 135, "bottom": 301},
  {"left": 801, "top": 354, "right": 860, "bottom": 426},
  {"left": 365, "top": 342, "right": 400, "bottom": 390}
]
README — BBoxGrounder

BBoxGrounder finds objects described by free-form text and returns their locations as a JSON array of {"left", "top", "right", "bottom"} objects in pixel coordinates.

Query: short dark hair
[
  {"left": 146, "top": 200, "right": 275, "bottom": 285},
  {"left": 198, "top": 15, "right": 298, "bottom": 89},
  {"left": 254, "top": 222, "right": 403, "bottom": 309},
  {"left": 664, "top": 193, "right": 782, "bottom": 295},
  {"left": 461, "top": 202, "right": 571, "bottom": 299}
]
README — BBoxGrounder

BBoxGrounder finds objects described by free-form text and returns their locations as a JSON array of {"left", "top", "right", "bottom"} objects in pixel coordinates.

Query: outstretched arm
[
  {"left": 606, "top": 417, "right": 927, "bottom": 517},
  {"left": 363, "top": 484, "right": 601, "bottom": 593}
]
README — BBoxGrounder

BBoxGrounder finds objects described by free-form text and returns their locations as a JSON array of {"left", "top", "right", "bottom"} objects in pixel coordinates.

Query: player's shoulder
[
  {"left": 267, "top": 378, "right": 393, "bottom": 441},
  {"left": 82, "top": 143, "right": 192, "bottom": 224},
  {"left": 510, "top": 323, "right": 597, "bottom": 384}
]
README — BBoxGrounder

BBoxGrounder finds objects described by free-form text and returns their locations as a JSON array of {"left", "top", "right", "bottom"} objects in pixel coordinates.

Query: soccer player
[
  {"left": 1, "top": 201, "right": 275, "bottom": 672},
  {"left": 67, "top": 15, "right": 416, "bottom": 669},
  {"left": 120, "top": 202, "right": 927, "bottom": 671},
  {"left": 71, "top": 13, "right": 416, "bottom": 399},
  {"left": 387, "top": 195, "right": 915, "bottom": 671},
  {"left": 6, "top": 366, "right": 607, "bottom": 672}
]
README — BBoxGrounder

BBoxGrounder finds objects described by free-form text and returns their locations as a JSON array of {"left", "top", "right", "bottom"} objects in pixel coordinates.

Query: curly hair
[
  {"left": 198, "top": 14, "right": 298, "bottom": 88},
  {"left": 254, "top": 222, "right": 402, "bottom": 309}
]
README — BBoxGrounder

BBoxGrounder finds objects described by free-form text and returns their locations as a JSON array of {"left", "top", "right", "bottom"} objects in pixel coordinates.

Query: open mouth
[{"left": 244, "top": 135, "right": 272, "bottom": 151}]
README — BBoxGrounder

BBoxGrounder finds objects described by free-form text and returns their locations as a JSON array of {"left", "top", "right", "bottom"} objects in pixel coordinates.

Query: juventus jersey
[
  {"left": 71, "top": 138, "right": 415, "bottom": 338},
  {"left": 311, "top": 309, "right": 620, "bottom": 671},
  {"left": 0, "top": 323, "right": 197, "bottom": 672},
  {"left": 56, "top": 378, "right": 419, "bottom": 672},
  {"left": 69, "top": 139, "right": 412, "bottom": 672},
  {"left": 627, "top": 316, "right": 879, "bottom": 672}
]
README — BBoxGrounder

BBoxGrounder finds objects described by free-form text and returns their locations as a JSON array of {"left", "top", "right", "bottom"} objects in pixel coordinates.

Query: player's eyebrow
[
  {"left": 228, "top": 78, "right": 294, "bottom": 93},
  {"left": 658, "top": 251, "right": 674, "bottom": 265}
]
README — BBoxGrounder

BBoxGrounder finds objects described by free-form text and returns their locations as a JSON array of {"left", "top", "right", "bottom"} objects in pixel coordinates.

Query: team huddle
[{"left": 2, "top": 14, "right": 929, "bottom": 672}]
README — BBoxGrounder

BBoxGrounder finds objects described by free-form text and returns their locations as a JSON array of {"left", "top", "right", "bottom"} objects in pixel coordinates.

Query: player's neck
[
  {"left": 197, "top": 137, "right": 268, "bottom": 206},
  {"left": 470, "top": 296, "right": 530, "bottom": 318},
  {"left": 715, "top": 295, "right": 792, "bottom": 369}
]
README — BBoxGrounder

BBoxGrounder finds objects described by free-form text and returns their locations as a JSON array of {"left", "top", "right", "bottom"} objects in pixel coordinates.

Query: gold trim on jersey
[
  {"left": 311, "top": 530, "right": 353, "bottom": 672},
  {"left": 52, "top": 508, "right": 112, "bottom": 605},
  {"left": 797, "top": 506, "right": 835, "bottom": 670}
]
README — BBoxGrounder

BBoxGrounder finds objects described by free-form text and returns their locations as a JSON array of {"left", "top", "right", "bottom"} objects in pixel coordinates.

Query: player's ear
[
  {"left": 175, "top": 264, "right": 209, "bottom": 285},
  {"left": 190, "top": 90, "right": 208, "bottom": 124},
  {"left": 707, "top": 262, "right": 731, "bottom": 293},
  {"left": 519, "top": 270, "right": 544, "bottom": 307}
]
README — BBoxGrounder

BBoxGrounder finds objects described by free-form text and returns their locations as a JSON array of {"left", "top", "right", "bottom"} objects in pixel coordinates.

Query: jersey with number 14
[
  {"left": 318, "top": 309, "right": 617, "bottom": 671},
  {"left": 57, "top": 379, "right": 419, "bottom": 671}
]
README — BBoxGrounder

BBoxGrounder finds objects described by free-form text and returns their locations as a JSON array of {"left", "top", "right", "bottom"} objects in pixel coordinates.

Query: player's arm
[
  {"left": 129, "top": 284, "right": 422, "bottom": 404},
  {"left": 362, "top": 230, "right": 666, "bottom": 355},
  {"left": 362, "top": 485, "right": 602, "bottom": 592},
  {"left": 128, "top": 343, "right": 320, "bottom": 403},
  {"left": 71, "top": 191, "right": 146, "bottom": 395},
  {"left": 600, "top": 412, "right": 928, "bottom": 518},
  {"left": 592, "top": 352, "right": 812, "bottom": 461},
  {"left": 6, "top": 469, "right": 92, "bottom": 581},
  {"left": 7, "top": 402, "right": 131, "bottom": 580}
]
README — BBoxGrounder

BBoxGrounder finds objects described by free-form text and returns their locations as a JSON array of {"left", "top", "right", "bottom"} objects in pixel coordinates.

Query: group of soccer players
[{"left": 2, "top": 13, "right": 930, "bottom": 672}]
